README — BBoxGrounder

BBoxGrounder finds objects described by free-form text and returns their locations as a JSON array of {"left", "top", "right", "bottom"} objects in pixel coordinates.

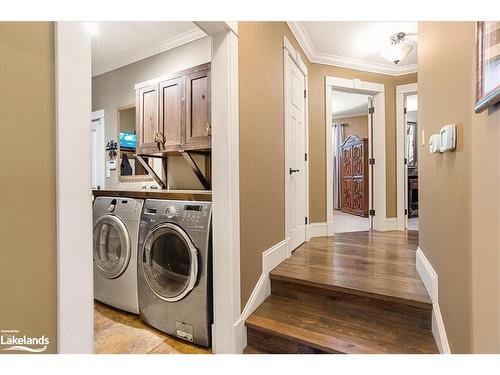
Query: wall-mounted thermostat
[
  {"left": 440, "top": 124, "right": 456, "bottom": 152},
  {"left": 429, "top": 134, "right": 441, "bottom": 154}
]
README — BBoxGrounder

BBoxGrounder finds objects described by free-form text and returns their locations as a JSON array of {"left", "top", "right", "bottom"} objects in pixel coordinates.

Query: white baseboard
[
  {"left": 306, "top": 222, "right": 328, "bottom": 239},
  {"left": 373, "top": 217, "right": 399, "bottom": 231},
  {"left": 416, "top": 247, "right": 451, "bottom": 354},
  {"left": 234, "top": 238, "right": 289, "bottom": 353}
]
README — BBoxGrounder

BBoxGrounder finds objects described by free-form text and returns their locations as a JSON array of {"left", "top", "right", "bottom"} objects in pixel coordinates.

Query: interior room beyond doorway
[{"left": 331, "top": 90, "right": 372, "bottom": 233}]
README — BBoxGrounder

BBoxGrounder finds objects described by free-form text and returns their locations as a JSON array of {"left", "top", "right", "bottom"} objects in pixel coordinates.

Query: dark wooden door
[
  {"left": 185, "top": 66, "right": 211, "bottom": 150},
  {"left": 136, "top": 83, "right": 159, "bottom": 153},
  {"left": 340, "top": 135, "right": 368, "bottom": 217},
  {"left": 159, "top": 76, "right": 184, "bottom": 151}
]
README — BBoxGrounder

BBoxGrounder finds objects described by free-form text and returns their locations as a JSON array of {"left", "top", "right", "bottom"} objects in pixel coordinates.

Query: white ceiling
[
  {"left": 91, "top": 22, "right": 205, "bottom": 76},
  {"left": 332, "top": 90, "right": 370, "bottom": 119},
  {"left": 288, "top": 22, "right": 418, "bottom": 76}
]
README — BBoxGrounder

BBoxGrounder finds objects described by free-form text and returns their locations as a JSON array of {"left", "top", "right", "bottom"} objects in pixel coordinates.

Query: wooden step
[
  {"left": 245, "top": 294, "right": 438, "bottom": 354},
  {"left": 242, "top": 345, "right": 266, "bottom": 354},
  {"left": 271, "top": 278, "right": 432, "bottom": 328}
]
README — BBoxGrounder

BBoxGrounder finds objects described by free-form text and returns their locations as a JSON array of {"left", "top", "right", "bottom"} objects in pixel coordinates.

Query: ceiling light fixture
[
  {"left": 381, "top": 32, "right": 414, "bottom": 65},
  {"left": 85, "top": 22, "right": 99, "bottom": 36}
]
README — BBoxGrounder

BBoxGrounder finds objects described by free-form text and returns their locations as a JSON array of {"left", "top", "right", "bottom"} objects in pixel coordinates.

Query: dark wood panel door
[
  {"left": 341, "top": 146, "right": 352, "bottom": 178},
  {"left": 136, "top": 83, "right": 159, "bottom": 153},
  {"left": 185, "top": 67, "right": 211, "bottom": 150},
  {"left": 352, "top": 143, "right": 364, "bottom": 177},
  {"left": 159, "top": 76, "right": 184, "bottom": 151},
  {"left": 351, "top": 177, "right": 365, "bottom": 215},
  {"left": 341, "top": 178, "right": 352, "bottom": 210}
]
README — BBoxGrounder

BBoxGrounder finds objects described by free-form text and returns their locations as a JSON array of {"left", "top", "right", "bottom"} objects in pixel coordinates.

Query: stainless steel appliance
[
  {"left": 137, "top": 199, "right": 212, "bottom": 347},
  {"left": 93, "top": 197, "right": 144, "bottom": 313}
]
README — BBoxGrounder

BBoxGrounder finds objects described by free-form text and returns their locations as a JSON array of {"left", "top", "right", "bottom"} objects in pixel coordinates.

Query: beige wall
[
  {"left": 0, "top": 22, "right": 57, "bottom": 353},
  {"left": 419, "top": 21, "right": 500, "bottom": 353},
  {"left": 238, "top": 22, "right": 309, "bottom": 308},
  {"left": 333, "top": 115, "right": 369, "bottom": 139},
  {"left": 308, "top": 65, "right": 417, "bottom": 222},
  {"left": 92, "top": 36, "right": 211, "bottom": 190}
]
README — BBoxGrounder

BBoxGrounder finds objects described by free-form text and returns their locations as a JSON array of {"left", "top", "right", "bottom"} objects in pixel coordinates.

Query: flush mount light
[
  {"left": 381, "top": 32, "right": 414, "bottom": 65},
  {"left": 84, "top": 22, "right": 99, "bottom": 35}
]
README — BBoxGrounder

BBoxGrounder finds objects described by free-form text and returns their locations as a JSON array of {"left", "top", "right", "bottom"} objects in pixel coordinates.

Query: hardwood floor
[
  {"left": 244, "top": 231, "right": 438, "bottom": 354},
  {"left": 94, "top": 301, "right": 211, "bottom": 354}
]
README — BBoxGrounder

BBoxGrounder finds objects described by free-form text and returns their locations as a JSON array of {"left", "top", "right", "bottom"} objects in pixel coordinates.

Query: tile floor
[
  {"left": 94, "top": 301, "right": 211, "bottom": 354},
  {"left": 407, "top": 217, "right": 419, "bottom": 231},
  {"left": 332, "top": 210, "right": 370, "bottom": 233}
]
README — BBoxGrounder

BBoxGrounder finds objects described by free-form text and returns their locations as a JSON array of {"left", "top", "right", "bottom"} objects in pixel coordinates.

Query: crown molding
[
  {"left": 287, "top": 21, "right": 417, "bottom": 77},
  {"left": 92, "top": 28, "right": 207, "bottom": 77}
]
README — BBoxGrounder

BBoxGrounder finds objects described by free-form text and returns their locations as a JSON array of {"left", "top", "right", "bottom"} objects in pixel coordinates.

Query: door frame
[
  {"left": 91, "top": 109, "right": 105, "bottom": 189},
  {"left": 396, "top": 83, "right": 418, "bottom": 230},
  {"left": 283, "top": 36, "right": 309, "bottom": 255},
  {"left": 325, "top": 76, "right": 386, "bottom": 233},
  {"left": 55, "top": 22, "right": 241, "bottom": 353}
]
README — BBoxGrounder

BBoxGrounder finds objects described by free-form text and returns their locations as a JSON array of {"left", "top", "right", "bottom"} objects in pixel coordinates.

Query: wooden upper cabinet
[
  {"left": 136, "top": 83, "right": 159, "bottom": 153},
  {"left": 185, "top": 66, "right": 211, "bottom": 150},
  {"left": 159, "top": 76, "right": 184, "bottom": 151},
  {"left": 135, "top": 63, "right": 211, "bottom": 155}
]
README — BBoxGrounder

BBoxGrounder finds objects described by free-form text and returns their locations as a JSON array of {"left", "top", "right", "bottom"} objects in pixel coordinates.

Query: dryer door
[
  {"left": 93, "top": 215, "right": 131, "bottom": 279},
  {"left": 141, "top": 223, "right": 198, "bottom": 302}
]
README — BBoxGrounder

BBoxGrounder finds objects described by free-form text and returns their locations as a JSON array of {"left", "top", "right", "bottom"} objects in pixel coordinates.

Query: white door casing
[
  {"left": 284, "top": 36, "right": 308, "bottom": 254},
  {"left": 91, "top": 110, "right": 105, "bottom": 190},
  {"left": 396, "top": 83, "right": 418, "bottom": 230}
]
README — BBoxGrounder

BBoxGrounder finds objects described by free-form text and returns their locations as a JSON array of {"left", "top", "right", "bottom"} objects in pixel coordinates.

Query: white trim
[
  {"left": 55, "top": 22, "right": 94, "bottom": 354},
  {"left": 56, "top": 21, "right": 240, "bottom": 354},
  {"left": 91, "top": 109, "right": 104, "bottom": 121},
  {"left": 416, "top": 247, "right": 451, "bottom": 354},
  {"left": 306, "top": 223, "right": 328, "bottom": 240},
  {"left": 284, "top": 36, "right": 309, "bottom": 255},
  {"left": 234, "top": 239, "right": 289, "bottom": 353},
  {"left": 325, "top": 76, "right": 386, "bottom": 233},
  {"left": 92, "top": 28, "right": 206, "bottom": 77},
  {"left": 396, "top": 83, "right": 418, "bottom": 230},
  {"left": 287, "top": 22, "right": 417, "bottom": 77}
]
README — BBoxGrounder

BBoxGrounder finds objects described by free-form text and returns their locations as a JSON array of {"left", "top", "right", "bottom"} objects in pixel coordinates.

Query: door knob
[{"left": 289, "top": 168, "right": 300, "bottom": 175}]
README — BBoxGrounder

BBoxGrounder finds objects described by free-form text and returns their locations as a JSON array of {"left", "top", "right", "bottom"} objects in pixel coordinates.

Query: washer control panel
[{"left": 153, "top": 200, "right": 211, "bottom": 229}]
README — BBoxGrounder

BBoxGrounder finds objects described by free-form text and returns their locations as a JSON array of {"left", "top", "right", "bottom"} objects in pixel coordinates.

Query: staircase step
[
  {"left": 245, "top": 294, "right": 438, "bottom": 354},
  {"left": 242, "top": 345, "right": 266, "bottom": 354},
  {"left": 271, "top": 279, "right": 432, "bottom": 330}
]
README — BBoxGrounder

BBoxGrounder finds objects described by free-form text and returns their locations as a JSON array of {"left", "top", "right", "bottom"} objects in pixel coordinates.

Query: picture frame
[{"left": 475, "top": 21, "right": 500, "bottom": 113}]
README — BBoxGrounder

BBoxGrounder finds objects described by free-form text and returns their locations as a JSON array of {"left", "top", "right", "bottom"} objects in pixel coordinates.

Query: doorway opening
[
  {"left": 331, "top": 90, "right": 372, "bottom": 233},
  {"left": 325, "top": 77, "right": 386, "bottom": 234},
  {"left": 405, "top": 94, "right": 419, "bottom": 230},
  {"left": 396, "top": 83, "right": 418, "bottom": 231}
]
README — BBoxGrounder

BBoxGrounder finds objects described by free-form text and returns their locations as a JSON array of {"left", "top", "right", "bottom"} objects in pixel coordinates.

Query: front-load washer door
[
  {"left": 93, "top": 215, "right": 131, "bottom": 279},
  {"left": 142, "top": 223, "right": 198, "bottom": 302}
]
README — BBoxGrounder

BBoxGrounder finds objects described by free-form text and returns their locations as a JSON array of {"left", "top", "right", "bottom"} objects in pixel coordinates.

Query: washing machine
[
  {"left": 137, "top": 199, "right": 212, "bottom": 347},
  {"left": 93, "top": 196, "right": 144, "bottom": 314}
]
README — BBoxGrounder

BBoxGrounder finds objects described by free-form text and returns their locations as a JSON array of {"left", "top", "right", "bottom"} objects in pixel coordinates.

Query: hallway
[{"left": 245, "top": 231, "right": 438, "bottom": 353}]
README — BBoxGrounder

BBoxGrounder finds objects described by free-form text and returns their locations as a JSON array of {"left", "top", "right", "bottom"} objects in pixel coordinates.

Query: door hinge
[
  {"left": 305, "top": 217, "right": 308, "bottom": 225},
  {"left": 404, "top": 158, "right": 408, "bottom": 165},
  {"left": 369, "top": 209, "right": 375, "bottom": 216},
  {"left": 369, "top": 158, "right": 375, "bottom": 165},
  {"left": 304, "top": 89, "right": 307, "bottom": 98},
  {"left": 369, "top": 107, "right": 375, "bottom": 114},
  {"left": 304, "top": 153, "right": 308, "bottom": 162},
  {"left": 404, "top": 107, "right": 407, "bottom": 115},
  {"left": 405, "top": 208, "right": 408, "bottom": 215}
]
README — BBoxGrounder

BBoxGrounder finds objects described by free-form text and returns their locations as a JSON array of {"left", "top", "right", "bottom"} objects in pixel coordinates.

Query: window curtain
[{"left": 332, "top": 123, "right": 345, "bottom": 210}]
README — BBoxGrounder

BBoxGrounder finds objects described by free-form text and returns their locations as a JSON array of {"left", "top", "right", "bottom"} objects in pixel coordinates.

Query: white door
[
  {"left": 285, "top": 52, "right": 307, "bottom": 252},
  {"left": 91, "top": 111, "right": 105, "bottom": 189},
  {"left": 367, "top": 96, "right": 374, "bottom": 230}
]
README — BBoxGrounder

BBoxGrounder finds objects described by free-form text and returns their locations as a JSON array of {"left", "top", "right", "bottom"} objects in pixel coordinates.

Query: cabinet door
[
  {"left": 185, "top": 67, "right": 211, "bottom": 150},
  {"left": 136, "top": 83, "right": 159, "bottom": 152},
  {"left": 352, "top": 143, "right": 364, "bottom": 177},
  {"left": 159, "top": 76, "right": 184, "bottom": 151},
  {"left": 351, "top": 177, "right": 365, "bottom": 215},
  {"left": 341, "top": 178, "right": 352, "bottom": 211},
  {"left": 341, "top": 146, "right": 352, "bottom": 178}
]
